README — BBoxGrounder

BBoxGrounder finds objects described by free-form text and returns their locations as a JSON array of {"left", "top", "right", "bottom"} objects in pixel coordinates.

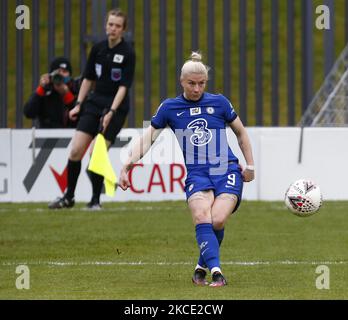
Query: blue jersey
[{"left": 151, "top": 92, "right": 239, "bottom": 174}]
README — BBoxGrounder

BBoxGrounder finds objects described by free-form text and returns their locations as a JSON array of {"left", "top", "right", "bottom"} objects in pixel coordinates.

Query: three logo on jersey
[
  {"left": 177, "top": 107, "right": 215, "bottom": 147},
  {"left": 188, "top": 118, "right": 212, "bottom": 146}
]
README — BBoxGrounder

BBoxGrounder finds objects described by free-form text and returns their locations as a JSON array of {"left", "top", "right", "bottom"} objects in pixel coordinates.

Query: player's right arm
[{"left": 119, "top": 125, "right": 163, "bottom": 190}]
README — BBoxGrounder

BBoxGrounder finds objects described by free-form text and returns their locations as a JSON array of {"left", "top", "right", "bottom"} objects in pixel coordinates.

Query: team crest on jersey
[
  {"left": 187, "top": 118, "right": 212, "bottom": 146},
  {"left": 111, "top": 68, "right": 122, "bottom": 81},
  {"left": 95, "top": 63, "right": 102, "bottom": 78},
  {"left": 188, "top": 184, "right": 194, "bottom": 192},
  {"left": 190, "top": 107, "right": 201, "bottom": 116},
  {"left": 113, "top": 54, "right": 124, "bottom": 63},
  {"left": 206, "top": 107, "right": 215, "bottom": 114}
]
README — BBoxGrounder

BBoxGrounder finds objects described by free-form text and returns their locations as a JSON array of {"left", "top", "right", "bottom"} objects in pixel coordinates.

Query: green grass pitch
[{"left": 0, "top": 201, "right": 347, "bottom": 300}]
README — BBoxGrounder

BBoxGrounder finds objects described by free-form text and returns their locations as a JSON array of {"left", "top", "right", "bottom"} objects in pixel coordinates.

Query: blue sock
[
  {"left": 214, "top": 228, "right": 225, "bottom": 246},
  {"left": 195, "top": 223, "right": 220, "bottom": 271},
  {"left": 197, "top": 228, "right": 225, "bottom": 269}
]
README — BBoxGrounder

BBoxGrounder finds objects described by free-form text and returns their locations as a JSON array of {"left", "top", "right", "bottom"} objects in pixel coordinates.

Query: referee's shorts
[{"left": 76, "top": 93, "right": 129, "bottom": 144}]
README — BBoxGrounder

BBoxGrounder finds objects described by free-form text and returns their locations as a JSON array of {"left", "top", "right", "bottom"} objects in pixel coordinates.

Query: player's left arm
[{"left": 229, "top": 117, "right": 255, "bottom": 182}]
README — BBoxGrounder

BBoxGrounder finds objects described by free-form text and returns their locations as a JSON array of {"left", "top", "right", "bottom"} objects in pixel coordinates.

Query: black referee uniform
[{"left": 78, "top": 38, "right": 135, "bottom": 143}]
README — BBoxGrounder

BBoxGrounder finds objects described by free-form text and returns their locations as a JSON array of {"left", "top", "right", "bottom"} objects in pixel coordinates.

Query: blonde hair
[{"left": 180, "top": 52, "right": 210, "bottom": 79}]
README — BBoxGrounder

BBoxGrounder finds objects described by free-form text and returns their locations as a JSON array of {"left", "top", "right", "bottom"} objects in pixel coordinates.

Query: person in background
[
  {"left": 24, "top": 57, "right": 79, "bottom": 128},
  {"left": 48, "top": 8, "right": 135, "bottom": 210}
]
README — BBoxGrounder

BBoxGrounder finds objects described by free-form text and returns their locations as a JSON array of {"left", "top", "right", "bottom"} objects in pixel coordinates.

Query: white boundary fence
[{"left": 1, "top": 127, "right": 348, "bottom": 202}]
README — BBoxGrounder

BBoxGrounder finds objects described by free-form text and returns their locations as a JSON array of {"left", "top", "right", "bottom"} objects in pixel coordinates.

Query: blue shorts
[{"left": 184, "top": 162, "right": 243, "bottom": 212}]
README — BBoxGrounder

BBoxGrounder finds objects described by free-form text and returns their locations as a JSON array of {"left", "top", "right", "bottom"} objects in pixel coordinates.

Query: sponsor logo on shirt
[{"left": 187, "top": 118, "right": 212, "bottom": 146}]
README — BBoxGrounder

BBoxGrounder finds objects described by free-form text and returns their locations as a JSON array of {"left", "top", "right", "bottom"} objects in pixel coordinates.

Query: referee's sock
[
  {"left": 195, "top": 223, "right": 220, "bottom": 273},
  {"left": 65, "top": 159, "right": 81, "bottom": 200},
  {"left": 197, "top": 227, "right": 225, "bottom": 270},
  {"left": 88, "top": 171, "right": 104, "bottom": 204}
]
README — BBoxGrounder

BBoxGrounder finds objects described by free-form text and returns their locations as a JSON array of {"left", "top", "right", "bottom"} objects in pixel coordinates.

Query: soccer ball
[{"left": 284, "top": 179, "right": 323, "bottom": 217}]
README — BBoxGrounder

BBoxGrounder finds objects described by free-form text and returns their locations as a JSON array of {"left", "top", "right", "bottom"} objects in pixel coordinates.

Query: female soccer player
[
  {"left": 119, "top": 52, "right": 255, "bottom": 287},
  {"left": 49, "top": 8, "right": 135, "bottom": 210}
]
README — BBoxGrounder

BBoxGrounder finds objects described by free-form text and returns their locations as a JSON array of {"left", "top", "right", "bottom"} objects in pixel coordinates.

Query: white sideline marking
[
  {"left": 0, "top": 206, "right": 185, "bottom": 213},
  {"left": 1, "top": 260, "right": 347, "bottom": 267}
]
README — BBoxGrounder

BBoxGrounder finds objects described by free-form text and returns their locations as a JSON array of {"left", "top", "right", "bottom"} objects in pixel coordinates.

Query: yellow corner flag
[{"left": 88, "top": 134, "right": 117, "bottom": 197}]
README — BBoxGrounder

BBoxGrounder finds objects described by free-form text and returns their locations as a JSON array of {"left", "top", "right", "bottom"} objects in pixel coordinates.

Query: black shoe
[
  {"left": 192, "top": 268, "right": 209, "bottom": 286},
  {"left": 86, "top": 200, "right": 102, "bottom": 211},
  {"left": 210, "top": 272, "right": 227, "bottom": 287},
  {"left": 48, "top": 196, "right": 75, "bottom": 209}
]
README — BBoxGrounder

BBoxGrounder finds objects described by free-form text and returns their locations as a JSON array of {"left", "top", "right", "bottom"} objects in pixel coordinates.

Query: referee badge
[
  {"left": 113, "top": 54, "right": 124, "bottom": 63},
  {"left": 111, "top": 68, "right": 122, "bottom": 81},
  {"left": 95, "top": 63, "right": 102, "bottom": 78}
]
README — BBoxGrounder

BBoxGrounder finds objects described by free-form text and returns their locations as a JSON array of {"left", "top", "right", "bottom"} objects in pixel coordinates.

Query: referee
[{"left": 49, "top": 8, "right": 135, "bottom": 209}]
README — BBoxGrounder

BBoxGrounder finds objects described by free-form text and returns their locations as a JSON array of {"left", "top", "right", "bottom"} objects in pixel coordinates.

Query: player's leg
[
  {"left": 87, "top": 106, "right": 128, "bottom": 208},
  {"left": 208, "top": 163, "right": 243, "bottom": 286},
  {"left": 188, "top": 190, "right": 223, "bottom": 285},
  {"left": 211, "top": 193, "right": 239, "bottom": 236},
  {"left": 211, "top": 162, "right": 243, "bottom": 233},
  {"left": 196, "top": 196, "right": 234, "bottom": 270},
  {"left": 209, "top": 193, "right": 239, "bottom": 286}
]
